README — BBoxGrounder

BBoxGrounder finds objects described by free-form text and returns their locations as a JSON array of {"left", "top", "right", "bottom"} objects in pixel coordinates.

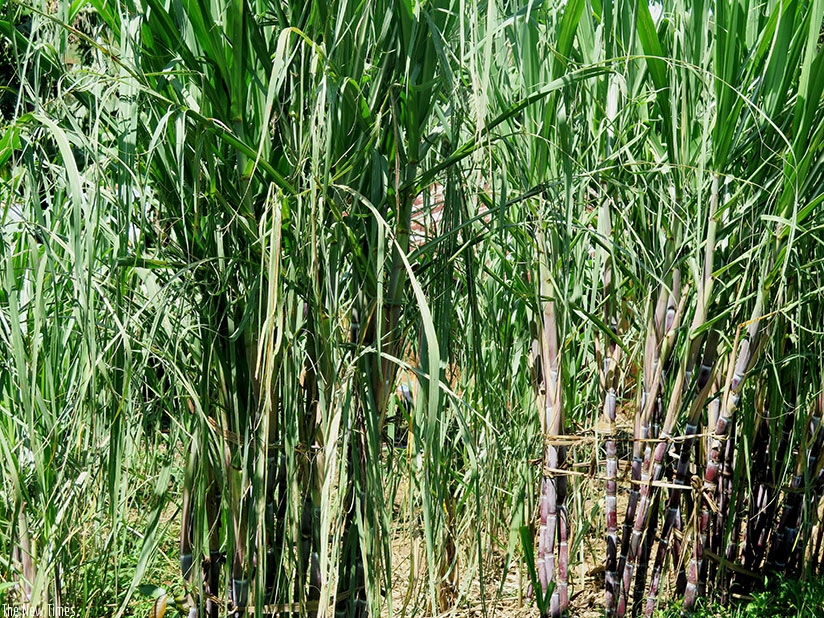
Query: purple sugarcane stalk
[
  {"left": 618, "top": 437, "right": 667, "bottom": 617},
  {"left": 707, "top": 414, "right": 736, "bottom": 595},
  {"left": 616, "top": 290, "right": 666, "bottom": 616},
  {"left": 769, "top": 404, "right": 823, "bottom": 573},
  {"left": 624, "top": 249, "right": 715, "bottom": 616},
  {"left": 647, "top": 178, "right": 718, "bottom": 615},
  {"left": 768, "top": 470, "right": 803, "bottom": 571},
  {"left": 741, "top": 400, "right": 771, "bottom": 572},
  {"left": 644, "top": 429, "right": 695, "bottom": 615},
  {"left": 743, "top": 406, "right": 792, "bottom": 573},
  {"left": 644, "top": 417, "right": 703, "bottom": 614},
  {"left": 537, "top": 284, "right": 566, "bottom": 617},
  {"left": 723, "top": 427, "right": 741, "bottom": 572},
  {"left": 603, "top": 350, "right": 621, "bottom": 616},
  {"left": 597, "top": 197, "right": 621, "bottom": 616},
  {"left": 644, "top": 331, "right": 717, "bottom": 616},
  {"left": 618, "top": 285, "right": 688, "bottom": 617},
  {"left": 684, "top": 295, "right": 763, "bottom": 612},
  {"left": 557, "top": 492, "right": 569, "bottom": 612},
  {"left": 634, "top": 492, "right": 658, "bottom": 615},
  {"left": 722, "top": 480, "right": 746, "bottom": 604}
]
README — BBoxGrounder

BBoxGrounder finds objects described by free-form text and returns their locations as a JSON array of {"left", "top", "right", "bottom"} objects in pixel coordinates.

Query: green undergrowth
[{"left": 657, "top": 576, "right": 824, "bottom": 618}]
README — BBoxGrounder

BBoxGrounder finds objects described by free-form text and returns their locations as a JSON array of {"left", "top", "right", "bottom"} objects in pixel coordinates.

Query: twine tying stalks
[
  {"left": 537, "top": 460, "right": 799, "bottom": 498},
  {"left": 540, "top": 465, "right": 723, "bottom": 495},
  {"left": 542, "top": 430, "right": 727, "bottom": 447}
]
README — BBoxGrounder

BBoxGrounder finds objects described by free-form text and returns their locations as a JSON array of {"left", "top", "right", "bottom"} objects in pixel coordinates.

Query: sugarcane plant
[{"left": 4, "top": 1, "right": 824, "bottom": 617}]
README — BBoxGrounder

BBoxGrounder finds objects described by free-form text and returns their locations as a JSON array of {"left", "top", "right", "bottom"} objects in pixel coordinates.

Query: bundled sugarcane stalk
[
  {"left": 636, "top": 176, "right": 719, "bottom": 616},
  {"left": 534, "top": 223, "right": 568, "bottom": 618},
  {"left": 593, "top": 192, "right": 627, "bottom": 616},
  {"left": 682, "top": 291, "right": 764, "bottom": 612},
  {"left": 616, "top": 276, "right": 688, "bottom": 618}
]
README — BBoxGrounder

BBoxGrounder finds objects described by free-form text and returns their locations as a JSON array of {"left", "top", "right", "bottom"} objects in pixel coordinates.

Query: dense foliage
[{"left": 1, "top": 1, "right": 824, "bottom": 617}]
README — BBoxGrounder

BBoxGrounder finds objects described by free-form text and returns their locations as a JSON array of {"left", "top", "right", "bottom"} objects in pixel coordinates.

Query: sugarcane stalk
[
  {"left": 707, "top": 413, "right": 736, "bottom": 596},
  {"left": 628, "top": 358, "right": 713, "bottom": 616},
  {"left": 683, "top": 293, "right": 764, "bottom": 612},
  {"left": 595, "top": 195, "right": 621, "bottom": 616},
  {"left": 644, "top": 335, "right": 718, "bottom": 616},
  {"left": 538, "top": 297, "right": 565, "bottom": 615},
  {"left": 739, "top": 392, "right": 769, "bottom": 573},
  {"left": 633, "top": 491, "right": 658, "bottom": 616},
  {"left": 721, "top": 457, "right": 747, "bottom": 604},
  {"left": 591, "top": 191, "right": 617, "bottom": 616},
  {"left": 14, "top": 507, "right": 34, "bottom": 605},
  {"left": 205, "top": 473, "right": 223, "bottom": 618},
  {"left": 624, "top": 271, "right": 713, "bottom": 615},
  {"left": 600, "top": 337, "right": 621, "bottom": 616},
  {"left": 618, "top": 284, "right": 688, "bottom": 617},
  {"left": 742, "top": 401, "right": 792, "bottom": 573},
  {"left": 616, "top": 288, "right": 667, "bottom": 614},
  {"left": 297, "top": 318, "right": 322, "bottom": 612},
  {"left": 534, "top": 225, "right": 566, "bottom": 617},
  {"left": 717, "top": 417, "right": 737, "bottom": 557},
  {"left": 768, "top": 402, "right": 823, "bottom": 574}
]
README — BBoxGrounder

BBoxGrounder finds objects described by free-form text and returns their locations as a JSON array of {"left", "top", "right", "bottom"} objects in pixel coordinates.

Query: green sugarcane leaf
[
  {"left": 0, "top": 124, "right": 20, "bottom": 169},
  {"left": 758, "top": 0, "right": 793, "bottom": 120},
  {"left": 635, "top": 0, "right": 667, "bottom": 91},
  {"left": 572, "top": 307, "right": 630, "bottom": 354},
  {"left": 137, "top": 584, "right": 166, "bottom": 599},
  {"left": 635, "top": 0, "right": 674, "bottom": 170},
  {"left": 81, "top": 0, "right": 121, "bottom": 38},
  {"left": 518, "top": 526, "right": 541, "bottom": 610},
  {"left": 554, "top": 0, "right": 586, "bottom": 79}
]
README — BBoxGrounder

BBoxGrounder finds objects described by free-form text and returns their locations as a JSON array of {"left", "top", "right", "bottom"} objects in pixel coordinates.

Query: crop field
[{"left": 2, "top": 1, "right": 824, "bottom": 617}]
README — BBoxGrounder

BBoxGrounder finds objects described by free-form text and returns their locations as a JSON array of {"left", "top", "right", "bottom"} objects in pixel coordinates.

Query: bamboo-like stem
[
  {"left": 535, "top": 220, "right": 566, "bottom": 616},
  {"left": 596, "top": 196, "right": 621, "bottom": 616},
  {"left": 617, "top": 288, "right": 666, "bottom": 615},
  {"left": 600, "top": 337, "right": 621, "bottom": 616},
  {"left": 683, "top": 294, "right": 764, "bottom": 612},
  {"left": 708, "top": 413, "right": 736, "bottom": 596},
  {"left": 633, "top": 492, "right": 658, "bottom": 615},
  {"left": 618, "top": 284, "right": 689, "bottom": 617},
  {"left": 539, "top": 298, "right": 565, "bottom": 615},
  {"left": 742, "top": 405, "right": 791, "bottom": 574},
  {"left": 644, "top": 335, "right": 718, "bottom": 616},
  {"left": 721, "top": 452, "right": 747, "bottom": 604},
  {"left": 768, "top": 402, "right": 824, "bottom": 573},
  {"left": 205, "top": 472, "right": 223, "bottom": 618},
  {"left": 14, "top": 508, "right": 34, "bottom": 605}
]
